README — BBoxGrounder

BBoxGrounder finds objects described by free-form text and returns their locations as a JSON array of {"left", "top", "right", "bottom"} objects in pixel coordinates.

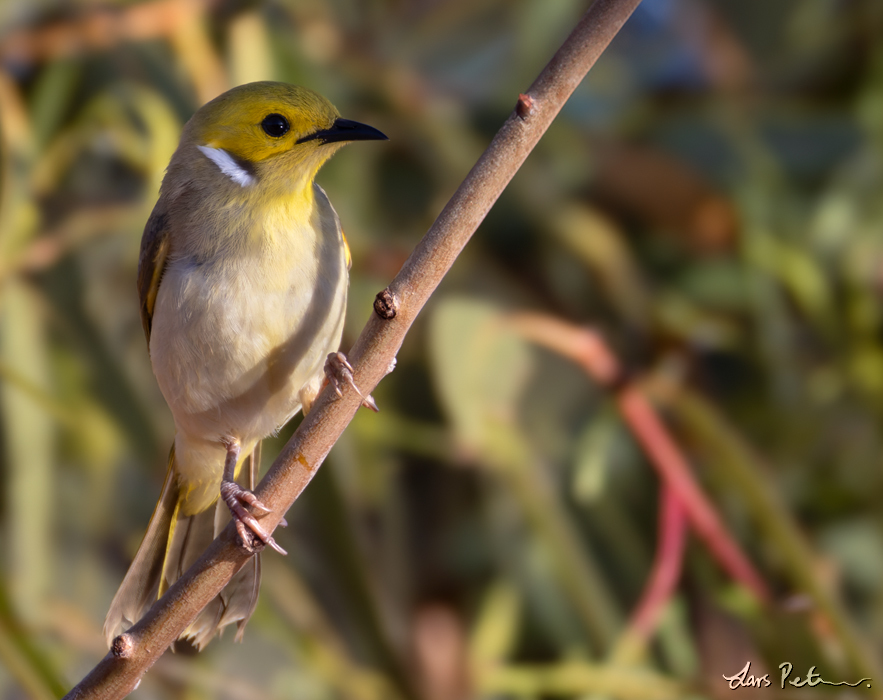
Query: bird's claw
[
  {"left": 220, "top": 480, "right": 287, "bottom": 555},
  {"left": 325, "top": 352, "right": 379, "bottom": 411}
]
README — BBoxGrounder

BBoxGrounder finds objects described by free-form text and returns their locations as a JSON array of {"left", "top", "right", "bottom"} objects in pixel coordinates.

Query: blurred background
[{"left": 1, "top": 0, "right": 883, "bottom": 698}]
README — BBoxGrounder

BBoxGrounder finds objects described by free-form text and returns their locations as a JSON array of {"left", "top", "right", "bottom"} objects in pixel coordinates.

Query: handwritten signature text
[{"left": 722, "top": 661, "right": 872, "bottom": 690}]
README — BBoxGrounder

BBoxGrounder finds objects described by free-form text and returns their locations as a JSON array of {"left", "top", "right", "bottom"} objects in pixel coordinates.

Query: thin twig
[{"left": 63, "top": 0, "right": 645, "bottom": 697}]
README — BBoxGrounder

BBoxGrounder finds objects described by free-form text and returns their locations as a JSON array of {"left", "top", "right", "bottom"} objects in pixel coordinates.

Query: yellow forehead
[{"left": 187, "top": 82, "right": 340, "bottom": 162}]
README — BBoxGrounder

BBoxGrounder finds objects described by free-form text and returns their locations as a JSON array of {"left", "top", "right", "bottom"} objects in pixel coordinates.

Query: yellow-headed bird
[{"left": 104, "top": 82, "right": 387, "bottom": 649}]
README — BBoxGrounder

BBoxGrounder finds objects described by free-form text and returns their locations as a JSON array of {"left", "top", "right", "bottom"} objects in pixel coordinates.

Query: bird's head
[{"left": 175, "top": 82, "right": 386, "bottom": 196}]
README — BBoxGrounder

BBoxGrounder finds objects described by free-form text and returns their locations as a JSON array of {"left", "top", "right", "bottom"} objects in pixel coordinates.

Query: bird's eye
[{"left": 261, "top": 113, "right": 290, "bottom": 138}]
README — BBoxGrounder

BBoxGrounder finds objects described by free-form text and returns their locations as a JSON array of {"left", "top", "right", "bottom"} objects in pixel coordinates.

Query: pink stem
[
  {"left": 628, "top": 484, "right": 688, "bottom": 641},
  {"left": 507, "top": 315, "right": 771, "bottom": 605},
  {"left": 616, "top": 387, "right": 769, "bottom": 603}
]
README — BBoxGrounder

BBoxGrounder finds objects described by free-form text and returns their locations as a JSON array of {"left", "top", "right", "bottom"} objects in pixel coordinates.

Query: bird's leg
[
  {"left": 324, "top": 352, "right": 379, "bottom": 412},
  {"left": 220, "top": 437, "right": 287, "bottom": 555}
]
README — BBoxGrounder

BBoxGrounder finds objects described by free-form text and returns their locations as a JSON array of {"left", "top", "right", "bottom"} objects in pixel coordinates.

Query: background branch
[
  {"left": 627, "top": 485, "right": 688, "bottom": 645},
  {"left": 506, "top": 312, "right": 770, "bottom": 606},
  {"left": 63, "top": 0, "right": 644, "bottom": 697}
]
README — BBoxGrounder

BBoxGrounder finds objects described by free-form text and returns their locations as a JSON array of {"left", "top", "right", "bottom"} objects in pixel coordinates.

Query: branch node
[
  {"left": 111, "top": 633, "right": 135, "bottom": 659},
  {"left": 605, "top": 365, "right": 633, "bottom": 394},
  {"left": 374, "top": 288, "right": 398, "bottom": 319},
  {"left": 516, "top": 93, "right": 535, "bottom": 119},
  {"left": 65, "top": 0, "right": 646, "bottom": 692}
]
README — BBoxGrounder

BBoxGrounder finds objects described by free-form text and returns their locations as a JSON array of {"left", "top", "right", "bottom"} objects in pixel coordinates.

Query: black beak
[{"left": 297, "top": 118, "right": 388, "bottom": 145}]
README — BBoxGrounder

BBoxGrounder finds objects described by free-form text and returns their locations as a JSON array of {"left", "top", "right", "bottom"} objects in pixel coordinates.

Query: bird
[{"left": 104, "top": 81, "right": 387, "bottom": 649}]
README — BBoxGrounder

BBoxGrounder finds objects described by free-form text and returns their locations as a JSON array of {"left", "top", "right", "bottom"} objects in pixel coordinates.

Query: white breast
[{"left": 148, "top": 185, "right": 348, "bottom": 452}]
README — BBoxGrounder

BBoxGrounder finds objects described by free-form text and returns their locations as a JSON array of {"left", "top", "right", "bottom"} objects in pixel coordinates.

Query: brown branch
[{"left": 63, "top": 0, "right": 644, "bottom": 697}]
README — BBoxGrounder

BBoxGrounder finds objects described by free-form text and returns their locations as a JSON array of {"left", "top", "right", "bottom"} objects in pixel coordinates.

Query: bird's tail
[{"left": 104, "top": 443, "right": 262, "bottom": 650}]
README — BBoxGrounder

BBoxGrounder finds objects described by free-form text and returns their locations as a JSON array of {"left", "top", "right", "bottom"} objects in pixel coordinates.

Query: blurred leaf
[
  {"left": 28, "top": 59, "right": 80, "bottom": 150},
  {"left": 229, "top": 11, "right": 275, "bottom": 87},
  {"left": 819, "top": 519, "right": 883, "bottom": 595},
  {"left": 552, "top": 204, "right": 651, "bottom": 329},
  {"left": 429, "top": 297, "right": 532, "bottom": 457},
  {"left": 469, "top": 580, "right": 521, "bottom": 668},
  {"left": 654, "top": 599, "right": 699, "bottom": 680},
  {"left": 653, "top": 292, "right": 741, "bottom": 348},
  {"left": 746, "top": 233, "right": 834, "bottom": 332},
  {"left": 430, "top": 298, "right": 623, "bottom": 653},
  {"left": 0, "top": 281, "right": 54, "bottom": 621},
  {"left": 1, "top": 2, "right": 882, "bottom": 697},
  {"left": 478, "top": 659, "right": 691, "bottom": 699},
  {"left": 0, "top": 582, "right": 65, "bottom": 700},
  {"left": 261, "top": 557, "right": 401, "bottom": 700},
  {"left": 571, "top": 407, "right": 617, "bottom": 504},
  {"left": 666, "top": 386, "right": 883, "bottom": 684}
]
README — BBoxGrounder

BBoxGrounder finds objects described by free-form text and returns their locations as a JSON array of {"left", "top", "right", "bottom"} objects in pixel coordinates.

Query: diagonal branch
[{"left": 64, "top": 0, "right": 644, "bottom": 697}]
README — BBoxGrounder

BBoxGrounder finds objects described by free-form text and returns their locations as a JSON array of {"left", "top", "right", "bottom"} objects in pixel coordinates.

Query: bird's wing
[
  {"left": 137, "top": 208, "right": 171, "bottom": 344},
  {"left": 315, "top": 183, "right": 351, "bottom": 270}
]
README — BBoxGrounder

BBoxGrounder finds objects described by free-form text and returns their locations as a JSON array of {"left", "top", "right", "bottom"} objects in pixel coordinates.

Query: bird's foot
[
  {"left": 325, "top": 352, "right": 379, "bottom": 411},
  {"left": 220, "top": 479, "right": 287, "bottom": 555}
]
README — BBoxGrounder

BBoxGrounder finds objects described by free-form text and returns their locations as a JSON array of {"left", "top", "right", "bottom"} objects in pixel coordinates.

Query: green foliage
[{"left": 0, "top": 0, "right": 882, "bottom": 698}]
